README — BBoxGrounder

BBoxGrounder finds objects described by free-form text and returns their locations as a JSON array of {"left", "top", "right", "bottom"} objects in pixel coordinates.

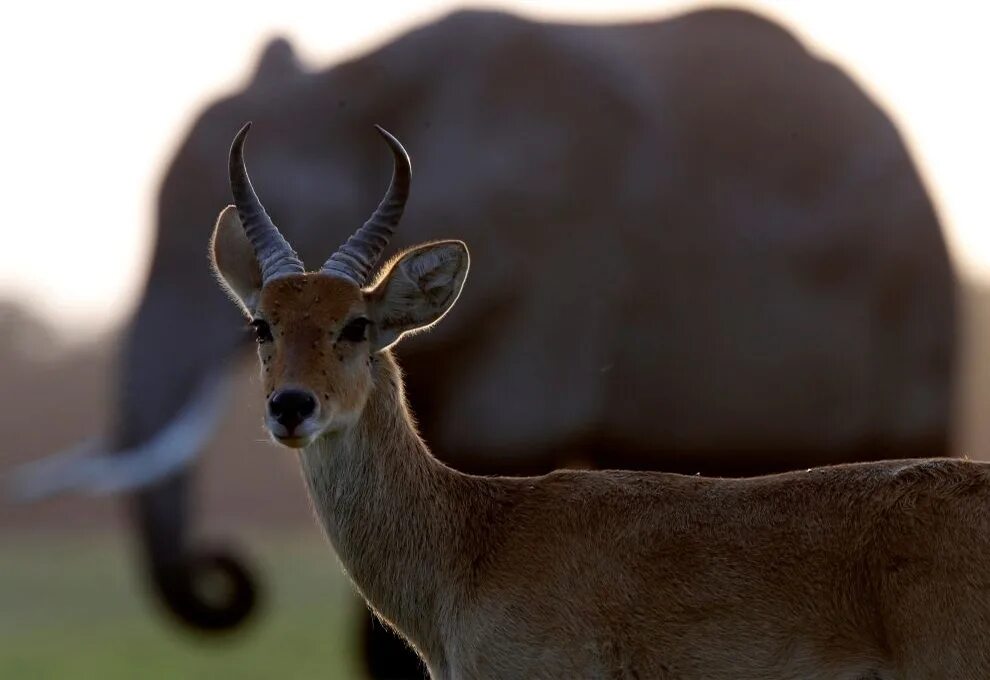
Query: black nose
[{"left": 268, "top": 389, "right": 317, "bottom": 431}]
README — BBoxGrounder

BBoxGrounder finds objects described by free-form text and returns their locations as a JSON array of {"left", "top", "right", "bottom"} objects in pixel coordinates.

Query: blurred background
[{"left": 1, "top": 1, "right": 988, "bottom": 678}]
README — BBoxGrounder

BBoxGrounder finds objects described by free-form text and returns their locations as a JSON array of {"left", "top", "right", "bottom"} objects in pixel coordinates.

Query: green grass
[{"left": 0, "top": 532, "right": 365, "bottom": 679}]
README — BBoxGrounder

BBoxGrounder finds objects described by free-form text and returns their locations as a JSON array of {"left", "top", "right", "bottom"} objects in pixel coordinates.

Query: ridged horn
[
  {"left": 229, "top": 122, "right": 304, "bottom": 282},
  {"left": 321, "top": 125, "right": 411, "bottom": 285}
]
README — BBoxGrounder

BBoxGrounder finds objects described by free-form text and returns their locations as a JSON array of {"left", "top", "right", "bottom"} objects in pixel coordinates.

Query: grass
[{"left": 0, "top": 532, "right": 365, "bottom": 679}]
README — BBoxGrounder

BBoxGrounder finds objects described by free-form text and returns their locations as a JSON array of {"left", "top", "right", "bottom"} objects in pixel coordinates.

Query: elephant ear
[{"left": 211, "top": 205, "right": 263, "bottom": 316}]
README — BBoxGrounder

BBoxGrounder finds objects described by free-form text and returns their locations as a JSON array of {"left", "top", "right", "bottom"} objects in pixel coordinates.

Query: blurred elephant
[{"left": 15, "top": 6, "right": 955, "bottom": 678}]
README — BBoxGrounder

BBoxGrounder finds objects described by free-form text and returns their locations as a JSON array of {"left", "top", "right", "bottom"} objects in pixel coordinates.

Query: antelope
[{"left": 210, "top": 122, "right": 986, "bottom": 679}]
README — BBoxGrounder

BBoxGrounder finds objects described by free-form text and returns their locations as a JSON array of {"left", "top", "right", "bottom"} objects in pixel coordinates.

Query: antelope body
[{"left": 211, "top": 125, "right": 988, "bottom": 678}]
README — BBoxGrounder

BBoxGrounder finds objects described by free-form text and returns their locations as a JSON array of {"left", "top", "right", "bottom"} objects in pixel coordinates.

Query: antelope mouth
[
  {"left": 266, "top": 421, "right": 322, "bottom": 449},
  {"left": 272, "top": 434, "right": 314, "bottom": 449}
]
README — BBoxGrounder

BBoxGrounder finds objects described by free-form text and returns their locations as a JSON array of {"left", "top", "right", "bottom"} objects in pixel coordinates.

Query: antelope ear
[
  {"left": 367, "top": 240, "right": 470, "bottom": 351},
  {"left": 210, "top": 205, "right": 263, "bottom": 315}
]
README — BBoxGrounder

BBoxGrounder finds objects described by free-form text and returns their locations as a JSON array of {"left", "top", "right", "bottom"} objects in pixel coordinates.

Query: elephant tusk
[{"left": 7, "top": 372, "right": 229, "bottom": 501}]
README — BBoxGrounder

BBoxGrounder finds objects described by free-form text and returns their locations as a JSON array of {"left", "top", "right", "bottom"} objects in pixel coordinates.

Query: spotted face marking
[{"left": 252, "top": 274, "right": 374, "bottom": 447}]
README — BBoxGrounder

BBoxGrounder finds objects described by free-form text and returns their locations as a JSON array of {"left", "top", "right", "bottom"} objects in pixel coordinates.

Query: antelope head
[{"left": 210, "top": 123, "right": 468, "bottom": 448}]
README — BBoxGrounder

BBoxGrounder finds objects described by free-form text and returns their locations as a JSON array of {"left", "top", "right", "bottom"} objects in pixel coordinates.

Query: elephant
[{"left": 14, "top": 7, "right": 955, "bottom": 678}]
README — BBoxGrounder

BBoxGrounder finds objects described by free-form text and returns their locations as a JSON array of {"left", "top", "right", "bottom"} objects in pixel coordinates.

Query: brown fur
[{"left": 213, "top": 214, "right": 981, "bottom": 678}]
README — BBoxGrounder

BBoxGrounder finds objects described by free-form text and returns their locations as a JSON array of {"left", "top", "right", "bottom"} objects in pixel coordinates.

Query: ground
[{"left": 0, "top": 532, "right": 362, "bottom": 679}]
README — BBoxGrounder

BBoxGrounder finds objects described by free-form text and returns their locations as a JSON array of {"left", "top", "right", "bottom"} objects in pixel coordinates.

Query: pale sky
[{"left": 1, "top": 1, "right": 987, "bottom": 341}]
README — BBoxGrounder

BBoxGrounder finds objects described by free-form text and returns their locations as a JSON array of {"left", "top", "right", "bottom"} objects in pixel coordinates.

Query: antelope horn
[
  {"left": 229, "top": 122, "right": 304, "bottom": 281},
  {"left": 321, "top": 125, "right": 411, "bottom": 285}
]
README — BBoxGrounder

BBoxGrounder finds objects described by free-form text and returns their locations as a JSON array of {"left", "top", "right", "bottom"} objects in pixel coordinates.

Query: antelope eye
[
  {"left": 340, "top": 317, "right": 370, "bottom": 343},
  {"left": 250, "top": 319, "right": 273, "bottom": 343}
]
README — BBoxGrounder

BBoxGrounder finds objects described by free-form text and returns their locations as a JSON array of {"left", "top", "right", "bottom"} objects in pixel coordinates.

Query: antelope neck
[{"left": 297, "top": 351, "right": 481, "bottom": 663}]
